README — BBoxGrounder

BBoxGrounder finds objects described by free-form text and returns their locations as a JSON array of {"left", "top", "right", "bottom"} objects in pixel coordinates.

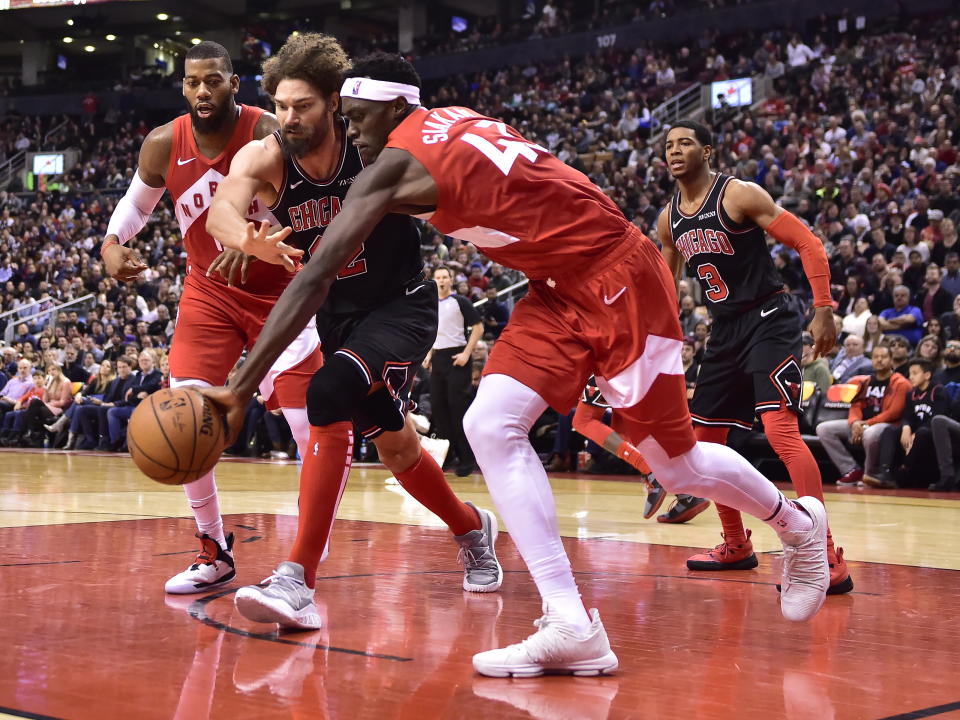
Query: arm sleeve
[
  {"left": 572, "top": 401, "right": 651, "bottom": 475},
  {"left": 765, "top": 211, "right": 832, "bottom": 307},
  {"left": 105, "top": 172, "right": 166, "bottom": 245}
]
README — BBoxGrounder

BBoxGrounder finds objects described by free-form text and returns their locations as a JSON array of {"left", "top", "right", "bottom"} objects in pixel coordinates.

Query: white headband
[{"left": 340, "top": 77, "right": 420, "bottom": 105}]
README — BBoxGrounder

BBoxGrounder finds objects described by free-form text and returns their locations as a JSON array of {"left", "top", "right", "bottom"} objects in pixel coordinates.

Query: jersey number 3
[{"left": 696, "top": 262, "right": 730, "bottom": 302}]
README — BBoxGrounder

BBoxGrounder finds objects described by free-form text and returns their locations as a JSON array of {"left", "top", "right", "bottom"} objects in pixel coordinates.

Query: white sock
[
  {"left": 638, "top": 438, "right": 810, "bottom": 537},
  {"left": 764, "top": 494, "right": 814, "bottom": 539},
  {"left": 183, "top": 471, "right": 226, "bottom": 548},
  {"left": 171, "top": 377, "right": 227, "bottom": 548},
  {"left": 280, "top": 406, "right": 310, "bottom": 461},
  {"left": 465, "top": 374, "right": 591, "bottom": 633}
]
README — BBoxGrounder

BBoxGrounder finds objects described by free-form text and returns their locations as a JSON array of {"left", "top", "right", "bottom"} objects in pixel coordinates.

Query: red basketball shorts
[
  {"left": 483, "top": 228, "right": 696, "bottom": 457},
  {"left": 168, "top": 271, "right": 323, "bottom": 409}
]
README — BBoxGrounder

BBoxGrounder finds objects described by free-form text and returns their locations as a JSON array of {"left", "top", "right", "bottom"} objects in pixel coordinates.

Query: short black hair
[
  {"left": 432, "top": 265, "right": 452, "bottom": 277},
  {"left": 908, "top": 358, "right": 933, "bottom": 375},
  {"left": 185, "top": 41, "right": 233, "bottom": 74},
  {"left": 669, "top": 119, "right": 712, "bottom": 146},
  {"left": 349, "top": 51, "right": 421, "bottom": 90}
]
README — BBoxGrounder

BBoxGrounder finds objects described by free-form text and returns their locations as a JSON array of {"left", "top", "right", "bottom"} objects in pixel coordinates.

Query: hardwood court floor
[{"left": 1, "top": 450, "right": 958, "bottom": 720}]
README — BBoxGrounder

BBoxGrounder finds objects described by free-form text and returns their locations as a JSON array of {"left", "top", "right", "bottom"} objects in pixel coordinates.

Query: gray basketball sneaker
[
  {"left": 454, "top": 502, "right": 503, "bottom": 593},
  {"left": 234, "top": 561, "right": 321, "bottom": 630}
]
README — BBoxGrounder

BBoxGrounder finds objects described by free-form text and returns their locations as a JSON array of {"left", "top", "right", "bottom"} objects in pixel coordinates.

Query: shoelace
[
  {"left": 517, "top": 612, "right": 580, "bottom": 663},
  {"left": 261, "top": 571, "right": 308, "bottom": 606},
  {"left": 457, "top": 532, "right": 495, "bottom": 569},
  {"left": 782, "top": 540, "right": 822, "bottom": 588}
]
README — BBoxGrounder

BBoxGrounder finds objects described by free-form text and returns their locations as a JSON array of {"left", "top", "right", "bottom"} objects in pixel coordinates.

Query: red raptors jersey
[
  {"left": 166, "top": 104, "right": 293, "bottom": 297},
  {"left": 385, "top": 106, "right": 630, "bottom": 279}
]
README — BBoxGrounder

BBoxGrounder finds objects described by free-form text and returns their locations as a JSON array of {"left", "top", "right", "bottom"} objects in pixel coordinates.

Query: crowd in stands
[{"left": 0, "top": 9, "right": 958, "bottom": 489}]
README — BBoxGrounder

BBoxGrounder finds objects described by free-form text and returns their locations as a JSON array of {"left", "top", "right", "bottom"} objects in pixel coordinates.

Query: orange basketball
[{"left": 127, "top": 387, "right": 226, "bottom": 485}]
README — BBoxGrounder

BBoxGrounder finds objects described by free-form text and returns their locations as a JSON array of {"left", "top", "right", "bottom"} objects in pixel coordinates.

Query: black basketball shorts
[
  {"left": 690, "top": 292, "right": 803, "bottom": 430},
  {"left": 315, "top": 277, "right": 438, "bottom": 440}
]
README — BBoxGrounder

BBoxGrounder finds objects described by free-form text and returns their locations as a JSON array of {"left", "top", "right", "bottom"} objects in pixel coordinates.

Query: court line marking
[
  {"left": 876, "top": 700, "right": 960, "bottom": 720},
  {"left": 186, "top": 587, "right": 413, "bottom": 662},
  {"left": 0, "top": 705, "right": 63, "bottom": 720},
  {"left": 311, "top": 568, "right": 884, "bottom": 596},
  {"left": 0, "top": 514, "right": 956, "bottom": 573}
]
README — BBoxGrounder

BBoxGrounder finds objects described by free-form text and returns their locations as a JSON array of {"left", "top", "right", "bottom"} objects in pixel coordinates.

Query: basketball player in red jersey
[
  {"left": 203, "top": 53, "right": 830, "bottom": 677},
  {"left": 101, "top": 41, "right": 323, "bottom": 595},
  {"left": 660, "top": 121, "right": 852, "bottom": 596}
]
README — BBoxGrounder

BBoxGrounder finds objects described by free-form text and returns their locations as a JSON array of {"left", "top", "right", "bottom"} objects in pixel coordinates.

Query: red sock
[
  {"left": 288, "top": 422, "right": 353, "bottom": 589},
  {"left": 694, "top": 424, "right": 748, "bottom": 543},
  {"left": 761, "top": 408, "right": 824, "bottom": 502},
  {"left": 395, "top": 449, "right": 480, "bottom": 535}
]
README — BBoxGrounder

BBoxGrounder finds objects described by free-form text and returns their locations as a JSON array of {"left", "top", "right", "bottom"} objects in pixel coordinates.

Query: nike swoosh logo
[
  {"left": 406, "top": 284, "right": 423, "bottom": 296},
  {"left": 603, "top": 287, "right": 627, "bottom": 305},
  {"left": 176, "top": 157, "right": 195, "bottom": 166},
  {"left": 290, "top": 180, "right": 304, "bottom": 189},
  {"left": 760, "top": 307, "right": 778, "bottom": 317},
  {"left": 672, "top": 218, "right": 683, "bottom": 228}
]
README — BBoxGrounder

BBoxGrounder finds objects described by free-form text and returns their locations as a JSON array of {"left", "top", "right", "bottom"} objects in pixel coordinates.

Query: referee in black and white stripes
[{"left": 425, "top": 266, "right": 483, "bottom": 476}]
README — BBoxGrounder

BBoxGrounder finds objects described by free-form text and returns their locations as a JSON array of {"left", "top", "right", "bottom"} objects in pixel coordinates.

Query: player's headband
[{"left": 340, "top": 77, "right": 420, "bottom": 105}]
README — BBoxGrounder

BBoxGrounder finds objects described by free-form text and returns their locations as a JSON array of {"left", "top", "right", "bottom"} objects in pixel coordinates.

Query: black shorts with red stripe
[
  {"left": 690, "top": 292, "right": 803, "bottom": 430},
  {"left": 315, "top": 275, "right": 437, "bottom": 439}
]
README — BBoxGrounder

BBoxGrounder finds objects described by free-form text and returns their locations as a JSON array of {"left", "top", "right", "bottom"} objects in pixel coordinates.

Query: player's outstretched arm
[
  {"left": 657, "top": 208, "right": 684, "bottom": 293},
  {"left": 203, "top": 148, "right": 425, "bottom": 435},
  {"left": 206, "top": 138, "right": 299, "bottom": 269},
  {"left": 101, "top": 126, "right": 169, "bottom": 282},
  {"left": 726, "top": 179, "right": 836, "bottom": 358}
]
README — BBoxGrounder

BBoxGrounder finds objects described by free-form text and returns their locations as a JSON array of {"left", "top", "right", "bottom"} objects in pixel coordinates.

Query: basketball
[{"left": 126, "top": 388, "right": 226, "bottom": 485}]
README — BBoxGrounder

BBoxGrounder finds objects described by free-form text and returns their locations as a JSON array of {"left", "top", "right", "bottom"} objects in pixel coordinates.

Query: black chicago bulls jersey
[
  {"left": 670, "top": 172, "right": 782, "bottom": 319},
  {"left": 269, "top": 118, "right": 423, "bottom": 315}
]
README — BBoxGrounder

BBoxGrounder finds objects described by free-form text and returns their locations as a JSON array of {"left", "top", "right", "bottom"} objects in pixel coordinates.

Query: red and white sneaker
[
  {"left": 686, "top": 528, "right": 760, "bottom": 571},
  {"left": 827, "top": 545, "right": 854, "bottom": 595},
  {"left": 835, "top": 468, "right": 864, "bottom": 488},
  {"left": 164, "top": 532, "right": 236, "bottom": 594}
]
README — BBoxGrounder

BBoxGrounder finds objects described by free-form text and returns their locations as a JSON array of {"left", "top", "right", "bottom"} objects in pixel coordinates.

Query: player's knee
[
  {"left": 305, "top": 355, "right": 369, "bottom": 427},
  {"left": 462, "top": 401, "right": 485, "bottom": 446},
  {"left": 374, "top": 432, "right": 421, "bottom": 473}
]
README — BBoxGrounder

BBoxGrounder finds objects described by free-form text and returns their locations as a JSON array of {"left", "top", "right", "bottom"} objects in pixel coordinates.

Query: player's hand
[
  {"left": 199, "top": 385, "right": 246, "bottom": 446},
  {"left": 103, "top": 242, "right": 147, "bottom": 283},
  {"left": 452, "top": 350, "right": 471, "bottom": 367},
  {"left": 809, "top": 306, "right": 837, "bottom": 359},
  {"left": 208, "top": 248, "right": 254, "bottom": 287},
  {"left": 902, "top": 434, "right": 913, "bottom": 453},
  {"left": 240, "top": 221, "right": 302, "bottom": 271}
]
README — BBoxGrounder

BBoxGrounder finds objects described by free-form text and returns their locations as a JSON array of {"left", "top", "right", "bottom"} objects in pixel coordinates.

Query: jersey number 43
[{"left": 460, "top": 120, "right": 548, "bottom": 176}]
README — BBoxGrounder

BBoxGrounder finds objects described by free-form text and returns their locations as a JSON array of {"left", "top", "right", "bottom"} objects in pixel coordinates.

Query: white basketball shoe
[
  {"left": 779, "top": 496, "right": 830, "bottom": 622},
  {"left": 472, "top": 602, "right": 619, "bottom": 678}
]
